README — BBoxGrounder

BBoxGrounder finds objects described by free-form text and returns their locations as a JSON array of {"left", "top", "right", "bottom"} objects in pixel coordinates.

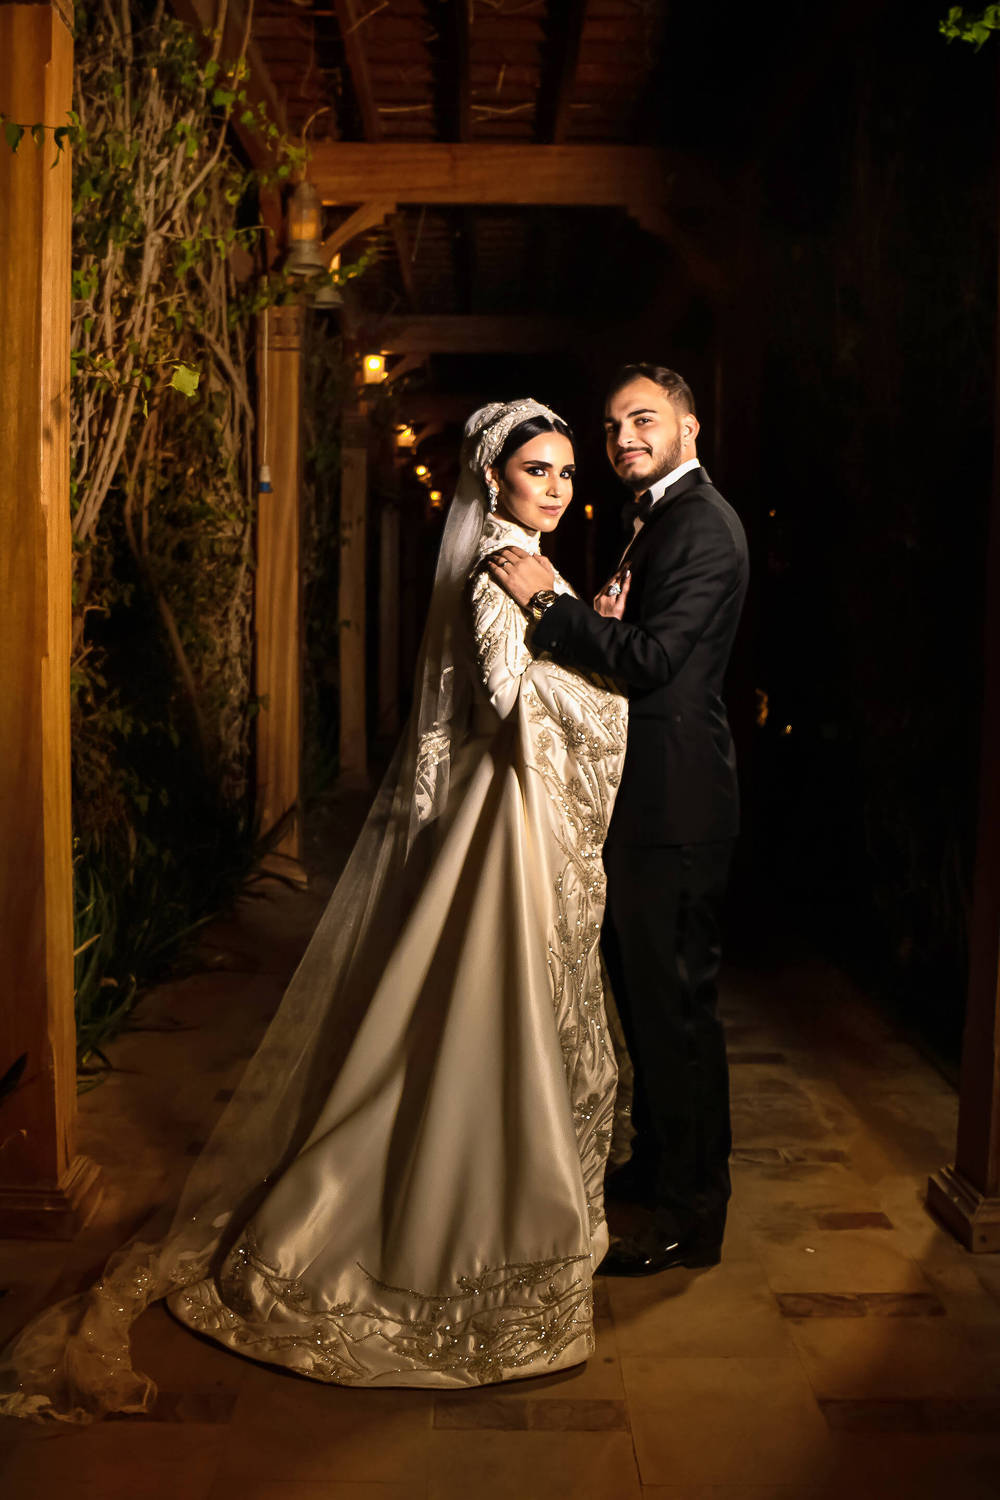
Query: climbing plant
[{"left": 0, "top": 0, "right": 366, "bottom": 1066}]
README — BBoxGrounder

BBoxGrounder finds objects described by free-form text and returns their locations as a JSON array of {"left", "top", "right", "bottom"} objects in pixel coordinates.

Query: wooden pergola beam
[
  {"left": 389, "top": 212, "right": 418, "bottom": 308},
  {"left": 309, "top": 142, "right": 721, "bottom": 287},
  {"left": 321, "top": 199, "right": 395, "bottom": 266},
  {"left": 333, "top": 0, "right": 383, "bottom": 142},
  {"left": 361, "top": 314, "right": 578, "bottom": 354},
  {"left": 311, "top": 142, "right": 665, "bottom": 218},
  {"left": 537, "top": 0, "right": 588, "bottom": 143}
]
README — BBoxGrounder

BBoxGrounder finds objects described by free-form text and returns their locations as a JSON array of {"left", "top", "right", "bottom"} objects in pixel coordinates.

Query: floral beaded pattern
[
  {"left": 176, "top": 1227, "right": 593, "bottom": 1386},
  {"left": 470, "top": 515, "right": 628, "bottom": 1240}
]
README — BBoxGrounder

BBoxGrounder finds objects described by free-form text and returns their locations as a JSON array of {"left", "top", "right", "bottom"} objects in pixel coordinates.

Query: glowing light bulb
[
  {"left": 584, "top": 504, "right": 594, "bottom": 520},
  {"left": 414, "top": 464, "right": 429, "bottom": 478},
  {"left": 363, "top": 353, "right": 386, "bottom": 384}
]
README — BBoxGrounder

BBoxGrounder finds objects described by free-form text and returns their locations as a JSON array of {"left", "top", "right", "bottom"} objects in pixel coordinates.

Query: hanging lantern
[
  {"left": 285, "top": 180, "right": 343, "bottom": 308},
  {"left": 286, "top": 180, "right": 326, "bottom": 276},
  {"left": 363, "top": 353, "right": 386, "bottom": 384}
]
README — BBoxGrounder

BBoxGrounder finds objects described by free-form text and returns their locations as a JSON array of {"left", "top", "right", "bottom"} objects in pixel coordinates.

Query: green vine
[
  {"left": 2, "top": 0, "right": 372, "bottom": 1068},
  {"left": 939, "top": 5, "right": 1000, "bottom": 45}
]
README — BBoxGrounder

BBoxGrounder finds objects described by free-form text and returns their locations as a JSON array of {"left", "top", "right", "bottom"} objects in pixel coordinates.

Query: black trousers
[{"left": 601, "top": 838, "right": 734, "bottom": 1245}]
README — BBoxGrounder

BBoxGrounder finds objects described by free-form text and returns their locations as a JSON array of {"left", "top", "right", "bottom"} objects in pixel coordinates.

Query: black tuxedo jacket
[{"left": 533, "top": 466, "right": 748, "bottom": 846}]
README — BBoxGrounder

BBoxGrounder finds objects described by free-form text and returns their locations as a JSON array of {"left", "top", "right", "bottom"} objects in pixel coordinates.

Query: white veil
[{"left": 0, "top": 397, "right": 566, "bottom": 1424}]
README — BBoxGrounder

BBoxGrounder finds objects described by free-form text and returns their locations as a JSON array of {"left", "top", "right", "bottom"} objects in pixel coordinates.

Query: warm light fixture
[
  {"left": 396, "top": 425, "right": 416, "bottom": 449},
  {"left": 430, "top": 489, "right": 442, "bottom": 503},
  {"left": 363, "top": 353, "right": 386, "bottom": 384},
  {"left": 414, "top": 464, "right": 429, "bottom": 478},
  {"left": 285, "top": 179, "right": 342, "bottom": 308},
  {"left": 584, "top": 503, "right": 594, "bottom": 520}
]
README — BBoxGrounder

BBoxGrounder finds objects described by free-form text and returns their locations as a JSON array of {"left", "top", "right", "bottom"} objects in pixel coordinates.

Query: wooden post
[
  {"left": 255, "top": 304, "right": 307, "bottom": 883},
  {"left": 927, "top": 72, "right": 1000, "bottom": 1245},
  {"left": 339, "top": 406, "right": 369, "bottom": 782},
  {"left": 377, "top": 499, "right": 400, "bottom": 741},
  {"left": 0, "top": 0, "right": 102, "bottom": 1237}
]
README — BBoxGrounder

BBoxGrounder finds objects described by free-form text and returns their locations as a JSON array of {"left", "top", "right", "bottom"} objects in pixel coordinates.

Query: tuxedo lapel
[{"left": 618, "top": 466, "right": 711, "bottom": 566}]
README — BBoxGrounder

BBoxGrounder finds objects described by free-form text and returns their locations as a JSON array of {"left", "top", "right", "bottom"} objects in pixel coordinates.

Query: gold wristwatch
[{"left": 526, "top": 589, "right": 558, "bottom": 622}]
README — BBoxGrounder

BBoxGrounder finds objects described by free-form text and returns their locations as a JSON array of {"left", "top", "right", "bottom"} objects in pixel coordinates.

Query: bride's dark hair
[{"left": 494, "top": 413, "right": 574, "bottom": 476}]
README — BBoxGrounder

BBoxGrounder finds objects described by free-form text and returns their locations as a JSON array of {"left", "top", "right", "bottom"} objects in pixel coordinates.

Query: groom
[{"left": 487, "top": 363, "right": 748, "bottom": 1276}]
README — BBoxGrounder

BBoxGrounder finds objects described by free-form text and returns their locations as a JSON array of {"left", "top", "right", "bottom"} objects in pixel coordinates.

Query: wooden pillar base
[
  {"left": 927, "top": 1165, "right": 1000, "bottom": 1253},
  {"left": 0, "top": 1154, "right": 102, "bottom": 1240}
]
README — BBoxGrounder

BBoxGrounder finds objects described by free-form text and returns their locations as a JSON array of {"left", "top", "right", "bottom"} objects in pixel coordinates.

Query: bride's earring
[{"left": 487, "top": 481, "right": 499, "bottom": 513}]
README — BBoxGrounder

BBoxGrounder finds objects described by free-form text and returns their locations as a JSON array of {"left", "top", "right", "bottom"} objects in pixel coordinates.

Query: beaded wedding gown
[
  {"left": 0, "top": 399, "right": 628, "bottom": 1420},
  {"left": 169, "top": 512, "right": 627, "bottom": 1386}
]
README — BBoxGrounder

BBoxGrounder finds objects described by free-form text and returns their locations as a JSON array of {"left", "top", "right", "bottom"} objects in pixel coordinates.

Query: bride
[{"left": 0, "top": 398, "right": 628, "bottom": 1418}]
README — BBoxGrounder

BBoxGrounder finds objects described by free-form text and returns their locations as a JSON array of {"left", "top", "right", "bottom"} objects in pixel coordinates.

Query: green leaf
[
  {"left": 169, "top": 363, "right": 200, "bottom": 398},
  {"left": 3, "top": 120, "right": 24, "bottom": 153}
]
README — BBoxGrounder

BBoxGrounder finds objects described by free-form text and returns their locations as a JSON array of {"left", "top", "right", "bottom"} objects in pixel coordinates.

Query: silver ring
[
  {"left": 499, "top": 559, "right": 509, "bottom": 569},
  {"left": 607, "top": 582, "right": 622, "bottom": 597}
]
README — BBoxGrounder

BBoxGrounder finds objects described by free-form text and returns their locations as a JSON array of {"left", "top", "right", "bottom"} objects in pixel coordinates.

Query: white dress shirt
[{"left": 633, "top": 457, "right": 702, "bottom": 535}]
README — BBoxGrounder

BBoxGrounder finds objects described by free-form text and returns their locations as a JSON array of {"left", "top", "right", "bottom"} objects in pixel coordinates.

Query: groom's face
[{"left": 603, "top": 377, "right": 696, "bottom": 493}]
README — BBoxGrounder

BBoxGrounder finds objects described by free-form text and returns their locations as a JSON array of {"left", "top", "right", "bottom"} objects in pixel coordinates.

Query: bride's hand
[
  {"left": 594, "top": 569, "right": 630, "bottom": 619},
  {"left": 486, "top": 547, "right": 554, "bottom": 607}
]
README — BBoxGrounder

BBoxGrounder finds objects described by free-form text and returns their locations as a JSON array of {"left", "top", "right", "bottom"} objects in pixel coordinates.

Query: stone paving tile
[
  {"left": 608, "top": 1261, "right": 794, "bottom": 1359},
  {"left": 814, "top": 1210, "right": 893, "bottom": 1231},
  {"left": 425, "top": 1429, "right": 641, "bottom": 1500},
  {"left": 206, "top": 1485, "right": 420, "bottom": 1500},
  {"left": 751, "top": 1227, "right": 934, "bottom": 1295},
  {"left": 820, "top": 1396, "right": 1000, "bottom": 1432},
  {"left": 0, "top": 1421, "right": 225, "bottom": 1500},
  {"left": 787, "top": 1316, "right": 1000, "bottom": 1400},
  {"left": 776, "top": 1290, "right": 945, "bottom": 1318},
  {"left": 622, "top": 1355, "right": 833, "bottom": 1487},
  {"left": 434, "top": 1396, "right": 628, "bottom": 1430}
]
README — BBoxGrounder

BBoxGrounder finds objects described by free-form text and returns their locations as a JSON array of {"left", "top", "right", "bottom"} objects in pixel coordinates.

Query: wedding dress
[{"left": 0, "top": 400, "right": 628, "bottom": 1418}]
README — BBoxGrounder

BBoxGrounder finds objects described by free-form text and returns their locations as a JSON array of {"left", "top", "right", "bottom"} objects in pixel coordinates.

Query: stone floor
[{"left": 2, "top": 793, "right": 999, "bottom": 1498}]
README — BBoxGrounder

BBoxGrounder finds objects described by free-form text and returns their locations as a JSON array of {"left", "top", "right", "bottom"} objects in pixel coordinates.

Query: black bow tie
[{"left": 621, "top": 490, "right": 655, "bottom": 535}]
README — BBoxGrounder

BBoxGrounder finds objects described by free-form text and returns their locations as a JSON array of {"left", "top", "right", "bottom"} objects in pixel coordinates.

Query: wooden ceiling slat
[
  {"left": 333, "top": 0, "right": 383, "bottom": 140},
  {"left": 536, "top": 0, "right": 587, "bottom": 143}
]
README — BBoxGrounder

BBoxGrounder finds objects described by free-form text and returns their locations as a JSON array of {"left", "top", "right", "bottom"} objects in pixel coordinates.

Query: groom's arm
[{"left": 532, "top": 506, "right": 742, "bottom": 695}]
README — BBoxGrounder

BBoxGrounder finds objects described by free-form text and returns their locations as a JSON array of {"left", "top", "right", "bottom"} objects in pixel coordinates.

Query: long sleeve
[
  {"left": 532, "top": 503, "right": 743, "bottom": 696},
  {"left": 468, "top": 568, "right": 531, "bottom": 719}
]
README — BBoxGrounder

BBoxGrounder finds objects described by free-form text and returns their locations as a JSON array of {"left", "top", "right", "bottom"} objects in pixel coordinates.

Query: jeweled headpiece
[{"left": 463, "top": 397, "right": 566, "bottom": 480}]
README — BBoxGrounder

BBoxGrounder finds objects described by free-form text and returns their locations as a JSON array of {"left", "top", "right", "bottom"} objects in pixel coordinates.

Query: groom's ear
[{"left": 682, "top": 413, "right": 701, "bottom": 446}]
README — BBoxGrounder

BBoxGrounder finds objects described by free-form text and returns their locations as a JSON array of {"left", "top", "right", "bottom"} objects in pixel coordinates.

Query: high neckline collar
[{"left": 478, "top": 512, "right": 541, "bottom": 555}]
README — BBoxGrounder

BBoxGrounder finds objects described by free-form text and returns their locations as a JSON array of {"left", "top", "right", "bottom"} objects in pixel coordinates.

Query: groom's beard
[{"left": 623, "top": 430, "right": 684, "bottom": 493}]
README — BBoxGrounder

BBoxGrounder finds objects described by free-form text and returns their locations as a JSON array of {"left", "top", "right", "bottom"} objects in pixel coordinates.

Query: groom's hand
[
  {"left": 594, "top": 568, "right": 630, "bottom": 619},
  {"left": 486, "top": 546, "right": 554, "bottom": 607}
]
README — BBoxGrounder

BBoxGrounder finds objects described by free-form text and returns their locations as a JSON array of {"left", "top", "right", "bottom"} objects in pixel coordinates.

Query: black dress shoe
[{"left": 595, "top": 1232, "right": 722, "bottom": 1278}]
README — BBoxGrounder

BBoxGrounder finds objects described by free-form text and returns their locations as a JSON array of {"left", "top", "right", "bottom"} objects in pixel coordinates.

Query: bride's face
[{"left": 490, "top": 432, "right": 576, "bottom": 534}]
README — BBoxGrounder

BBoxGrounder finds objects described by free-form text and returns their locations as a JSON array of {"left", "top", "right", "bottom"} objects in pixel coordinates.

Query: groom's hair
[{"left": 606, "top": 363, "right": 696, "bottom": 418}]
